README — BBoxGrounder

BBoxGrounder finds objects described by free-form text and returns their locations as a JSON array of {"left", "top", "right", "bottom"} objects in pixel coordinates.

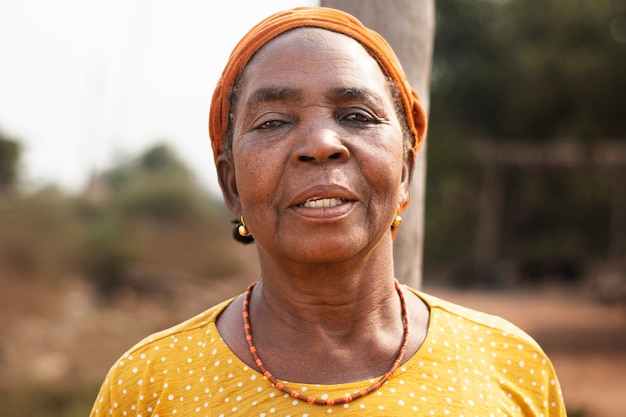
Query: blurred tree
[
  {"left": 83, "top": 215, "right": 131, "bottom": 301},
  {"left": 431, "top": 0, "right": 626, "bottom": 142},
  {"left": 0, "top": 132, "right": 21, "bottom": 192},
  {"left": 424, "top": 0, "right": 626, "bottom": 283},
  {"left": 80, "top": 143, "right": 235, "bottom": 300},
  {"left": 0, "top": 185, "right": 84, "bottom": 281},
  {"left": 0, "top": 139, "right": 239, "bottom": 301},
  {"left": 102, "top": 143, "right": 190, "bottom": 189},
  {"left": 138, "top": 143, "right": 189, "bottom": 173},
  {"left": 99, "top": 143, "right": 216, "bottom": 222}
]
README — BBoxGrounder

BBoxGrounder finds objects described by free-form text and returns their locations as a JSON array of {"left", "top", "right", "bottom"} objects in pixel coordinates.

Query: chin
[{"left": 283, "top": 230, "right": 378, "bottom": 263}]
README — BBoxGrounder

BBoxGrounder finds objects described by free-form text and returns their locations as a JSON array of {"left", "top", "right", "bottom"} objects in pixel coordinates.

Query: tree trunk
[{"left": 321, "top": 0, "right": 435, "bottom": 289}]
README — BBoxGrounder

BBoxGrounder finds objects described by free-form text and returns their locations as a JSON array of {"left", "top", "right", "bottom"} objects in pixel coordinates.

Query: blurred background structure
[{"left": 0, "top": 0, "right": 625, "bottom": 416}]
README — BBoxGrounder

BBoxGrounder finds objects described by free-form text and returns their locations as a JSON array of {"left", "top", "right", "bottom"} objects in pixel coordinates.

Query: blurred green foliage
[
  {"left": 424, "top": 0, "right": 626, "bottom": 283},
  {"left": 430, "top": 0, "right": 626, "bottom": 141},
  {"left": 0, "top": 185, "right": 83, "bottom": 281},
  {"left": 98, "top": 143, "right": 216, "bottom": 222},
  {"left": 0, "top": 143, "right": 237, "bottom": 299},
  {"left": 0, "top": 131, "right": 20, "bottom": 188}
]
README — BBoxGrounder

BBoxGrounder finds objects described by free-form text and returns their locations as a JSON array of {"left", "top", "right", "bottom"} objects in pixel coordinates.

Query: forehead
[
  {"left": 254, "top": 26, "right": 372, "bottom": 58},
  {"left": 237, "top": 27, "right": 390, "bottom": 95}
]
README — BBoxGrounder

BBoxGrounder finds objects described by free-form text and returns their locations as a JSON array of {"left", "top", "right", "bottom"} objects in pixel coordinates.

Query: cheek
[
  {"left": 232, "top": 145, "right": 284, "bottom": 208},
  {"left": 362, "top": 139, "right": 405, "bottom": 185},
  {"left": 234, "top": 156, "right": 264, "bottom": 198},
  {"left": 362, "top": 147, "right": 407, "bottom": 210}
]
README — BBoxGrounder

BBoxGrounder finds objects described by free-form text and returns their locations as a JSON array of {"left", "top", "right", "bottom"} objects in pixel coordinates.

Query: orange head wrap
[{"left": 209, "top": 6, "right": 427, "bottom": 163}]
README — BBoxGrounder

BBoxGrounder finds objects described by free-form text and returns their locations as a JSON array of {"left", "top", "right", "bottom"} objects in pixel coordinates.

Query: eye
[
  {"left": 341, "top": 110, "right": 377, "bottom": 124},
  {"left": 255, "top": 119, "right": 285, "bottom": 130}
]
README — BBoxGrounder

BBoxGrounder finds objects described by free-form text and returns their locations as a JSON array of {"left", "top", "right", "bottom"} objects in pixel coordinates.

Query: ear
[
  {"left": 216, "top": 154, "right": 242, "bottom": 216},
  {"left": 399, "top": 150, "right": 415, "bottom": 206}
]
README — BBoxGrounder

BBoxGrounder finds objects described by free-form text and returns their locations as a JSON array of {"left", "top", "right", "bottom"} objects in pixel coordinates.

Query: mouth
[
  {"left": 289, "top": 185, "right": 358, "bottom": 219},
  {"left": 299, "top": 197, "right": 347, "bottom": 209}
]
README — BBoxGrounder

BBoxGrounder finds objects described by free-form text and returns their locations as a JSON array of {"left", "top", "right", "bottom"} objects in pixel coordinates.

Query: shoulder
[
  {"left": 90, "top": 297, "right": 238, "bottom": 416},
  {"left": 402, "top": 288, "right": 566, "bottom": 416},
  {"left": 410, "top": 288, "right": 541, "bottom": 348},
  {"left": 408, "top": 287, "right": 562, "bottom": 382},
  {"left": 407, "top": 287, "right": 558, "bottom": 374},
  {"left": 134, "top": 297, "right": 233, "bottom": 352}
]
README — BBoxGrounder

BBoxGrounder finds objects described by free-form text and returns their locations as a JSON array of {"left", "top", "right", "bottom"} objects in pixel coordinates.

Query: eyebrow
[
  {"left": 328, "top": 87, "right": 386, "bottom": 110},
  {"left": 245, "top": 87, "right": 303, "bottom": 113},
  {"left": 244, "top": 86, "right": 386, "bottom": 113}
]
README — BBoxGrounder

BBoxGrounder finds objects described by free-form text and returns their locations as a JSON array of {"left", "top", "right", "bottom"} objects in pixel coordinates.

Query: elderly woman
[{"left": 91, "top": 7, "right": 566, "bottom": 417}]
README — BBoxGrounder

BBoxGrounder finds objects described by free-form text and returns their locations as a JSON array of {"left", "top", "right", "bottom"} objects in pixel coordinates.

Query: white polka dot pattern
[{"left": 90, "top": 290, "right": 566, "bottom": 416}]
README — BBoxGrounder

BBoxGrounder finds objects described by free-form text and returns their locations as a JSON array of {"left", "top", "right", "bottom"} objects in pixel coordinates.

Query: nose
[{"left": 292, "top": 120, "right": 349, "bottom": 165}]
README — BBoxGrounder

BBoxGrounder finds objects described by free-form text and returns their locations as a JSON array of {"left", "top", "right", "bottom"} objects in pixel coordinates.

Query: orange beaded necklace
[{"left": 242, "top": 280, "right": 411, "bottom": 406}]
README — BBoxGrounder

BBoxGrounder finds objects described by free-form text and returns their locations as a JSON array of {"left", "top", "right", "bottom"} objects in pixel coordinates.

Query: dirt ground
[{"left": 1, "top": 275, "right": 624, "bottom": 416}]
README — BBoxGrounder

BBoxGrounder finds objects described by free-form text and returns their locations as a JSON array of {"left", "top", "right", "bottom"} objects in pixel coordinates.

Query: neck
[{"left": 253, "top": 240, "right": 399, "bottom": 333}]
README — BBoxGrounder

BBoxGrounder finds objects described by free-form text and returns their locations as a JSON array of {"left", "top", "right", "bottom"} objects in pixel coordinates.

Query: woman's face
[{"left": 217, "top": 28, "right": 412, "bottom": 264}]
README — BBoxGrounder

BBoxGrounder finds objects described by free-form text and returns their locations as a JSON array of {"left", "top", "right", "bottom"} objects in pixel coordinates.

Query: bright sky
[{"left": 0, "top": 0, "right": 318, "bottom": 195}]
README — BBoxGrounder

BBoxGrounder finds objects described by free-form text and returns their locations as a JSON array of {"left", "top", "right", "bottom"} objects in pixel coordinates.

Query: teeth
[{"left": 302, "top": 198, "right": 344, "bottom": 208}]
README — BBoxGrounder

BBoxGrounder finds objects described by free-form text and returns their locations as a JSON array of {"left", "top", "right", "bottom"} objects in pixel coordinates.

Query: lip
[{"left": 288, "top": 184, "right": 359, "bottom": 219}]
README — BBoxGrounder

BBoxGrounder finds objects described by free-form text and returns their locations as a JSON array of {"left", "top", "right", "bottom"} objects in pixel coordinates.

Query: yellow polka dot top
[{"left": 91, "top": 288, "right": 566, "bottom": 416}]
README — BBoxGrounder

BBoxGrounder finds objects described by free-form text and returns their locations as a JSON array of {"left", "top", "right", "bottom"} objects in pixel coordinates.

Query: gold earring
[
  {"left": 238, "top": 216, "right": 250, "bottom": 237},
  {"left": 391, "top": 215, "right": 402, "bottom": 229}
]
